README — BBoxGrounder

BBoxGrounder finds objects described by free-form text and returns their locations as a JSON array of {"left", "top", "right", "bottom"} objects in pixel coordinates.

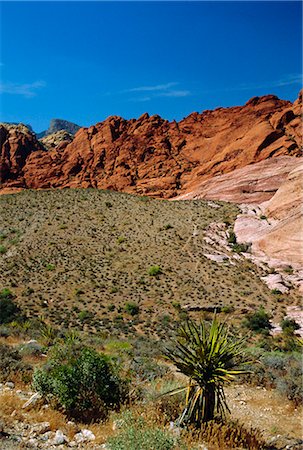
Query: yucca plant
[{"left": 164, "top": 317, "right": 250, "bottom": 427}]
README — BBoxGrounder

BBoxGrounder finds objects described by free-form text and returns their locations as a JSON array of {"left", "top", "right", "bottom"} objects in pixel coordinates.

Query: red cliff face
[
  {"left": 0, "top": 124, "right": 44, "bottom": 187},
  {"left": 1, "top": 92, "right": 302, "bottom": 196}
]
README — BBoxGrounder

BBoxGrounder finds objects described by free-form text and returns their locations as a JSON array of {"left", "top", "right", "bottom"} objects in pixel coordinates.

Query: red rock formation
[
  {"left": 1, "top": 92, "right": 302, "bottom": 196},
  {"left": 0, "top": 124, "right": 44, "bottom": 187}
]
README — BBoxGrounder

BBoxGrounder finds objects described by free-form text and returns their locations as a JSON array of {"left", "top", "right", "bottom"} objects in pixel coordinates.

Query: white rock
[
  {"left": 81, "top": 429, "right": 95, "bottom": 441},
  {"left": 5, "top": 381, "right": 15, "bottom": 389},
  {"left": 53, "top": 430, "right": 67, "bottom": 445},
  {"left": 74, "top": 432, "right": 85, "bottom": 443}
]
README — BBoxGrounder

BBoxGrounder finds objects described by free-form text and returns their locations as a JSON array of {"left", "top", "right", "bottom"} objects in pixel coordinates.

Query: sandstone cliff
[{"left": 0, "top": 92, "right": 301, "bottom": 195}]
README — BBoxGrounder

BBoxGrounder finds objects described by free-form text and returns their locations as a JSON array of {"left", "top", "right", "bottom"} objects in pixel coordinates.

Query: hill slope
[{"left": 0, "top": 190, "right": 300, "bottom": 337}]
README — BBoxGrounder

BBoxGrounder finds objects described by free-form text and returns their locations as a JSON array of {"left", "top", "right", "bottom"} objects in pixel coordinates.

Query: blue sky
[{"left": 0, "top": 1, "right": 302, "bottom": 132}]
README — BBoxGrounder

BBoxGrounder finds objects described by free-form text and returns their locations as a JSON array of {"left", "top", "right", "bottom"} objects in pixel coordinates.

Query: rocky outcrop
[
  {"left": 256, "top": 164, "right": 303, "bottom": 265},
  {"left": 40, "top": 130, "right": 73, "bottom": 150},
  {"left": 37, "top": 119, "right": 81, "bottom": 139},
  {"left": 0, "top": 92, "right": 302, "bottom": 195},
  {"left": 0, "top": 124, "right": 45, "bottom": 187},
  {"left": 174, "top": 156, "right": 302, "bottom": 203},
  {"left": 233, "top": 163, "right": 303, "bottom": 268}
]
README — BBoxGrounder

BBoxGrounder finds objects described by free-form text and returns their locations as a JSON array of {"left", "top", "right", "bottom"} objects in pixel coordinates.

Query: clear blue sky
[{"left": 0, "top": 1, "right": 302, "bottom": 132}]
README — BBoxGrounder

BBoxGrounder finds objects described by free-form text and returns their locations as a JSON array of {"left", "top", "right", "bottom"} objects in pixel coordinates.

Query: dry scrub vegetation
[{"left": 0, "top": 189, "right": 300, "bottom": 338}]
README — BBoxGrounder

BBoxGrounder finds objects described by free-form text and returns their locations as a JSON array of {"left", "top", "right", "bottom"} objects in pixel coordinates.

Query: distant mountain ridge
[{"left": 37, "top": 119, "right": 81, "bottom": 138}]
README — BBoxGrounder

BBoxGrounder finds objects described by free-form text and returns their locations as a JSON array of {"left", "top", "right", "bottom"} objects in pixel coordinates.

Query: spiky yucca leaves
[{"left": 164, "top": 317, "right": 250, "bottom": 427}]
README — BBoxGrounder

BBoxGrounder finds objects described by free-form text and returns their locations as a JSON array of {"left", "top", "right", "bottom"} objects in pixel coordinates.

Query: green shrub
[
  {"left": 0, "top": 290, "right": 21, "bottom": 324},
  {"left": 125, "top": 302, "right": 140, "bottom": 316},
  {"left": 0, "top": 245, "right": 7, "bottom": 254},
  {"left": 246, "top": 351, "right": 302, "bottom": 406},
  {"left": 227, "top": 231, "right": 237, "bottom": 244},
  {"left": 108, "top": 411, "right": 177, "bottom": 450},
  {"left": 0, "top": 344, "right": 32, "bottom": 382},
  {"left": 243, "top": 307, "right": 272, "bottom": 334},
  {"left": 78, "top": 310, "right": 93, "bottom": 322},
  {"left": 281, "top": 318, "right": 300, "bottom": 335},
  {"left": 32, "top": 344, "right": 127, "bottom": 422},
  {"left": 232, "top": 242, "right": 251, "bottom": 253},
  {"left": 148, "top": 265, "right": 162, "bottom": 276}
]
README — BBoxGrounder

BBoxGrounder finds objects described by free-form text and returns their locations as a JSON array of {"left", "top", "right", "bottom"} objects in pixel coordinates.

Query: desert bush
[
  {"left": 148, "top": 265, "right": 162, "bottom": 276},
  {"left": 245, "top": 351, "right": 302, "bottom": 406},
  {"left": 243, "top": 307, "right": 272, "bottom": 334},
  {"left": 125, "top": 302, "right": 140, "bottom": 316},
  {"left": 107, "top": 411, "right": 177, "bottom": 450},
  {"left": 280, "top": 318, "right": 300, "bottom": 335},
  {"left": 0, "top": 344, "right": 32, "bottom": 382},
  {"left": 232, "top": 242, "right": 251, "bottom": 253},
  {"left": 0, "top": 289, "right": 21, "bottom": 324},
  {"left": 227, "top": 231, "right": 237, "bottom": 244},
  {"left": 32, "top": 344, "right": 128, "bottom": 422},
  {"left": 130, "top": 357, "right": 169, "bottom": 382},
  {"left": 18, "top": 341, "right": 44, "bottom": 357}
]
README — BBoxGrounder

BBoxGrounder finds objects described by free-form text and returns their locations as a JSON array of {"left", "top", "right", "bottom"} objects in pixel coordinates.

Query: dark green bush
[
  {"left": 125, "top": 302, "right": 140, "bottom": 316},
  {"left": 32, "top": 344, "right": 128, "bottom": 422},
  {"left": 227, "top": 231, "right": 237, "bottom": 244},
  {"left": 0, "top": 289, "right": 21, "bottom": 324},
  {"left": 280, "top": 318, "right": 300, "bottom": 335},
  {"left": 243, "top": 307, "right": 272, "bottom": 334}
]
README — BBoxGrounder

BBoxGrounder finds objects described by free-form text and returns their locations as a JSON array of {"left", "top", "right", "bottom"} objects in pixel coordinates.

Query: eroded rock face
[
  {"left": 256, "top": 164, "right": 303, "bottom": 265},
  {"left": 0, "top": 124, "right": 45, "bottom": 187},
  {"left": 40, "top": 130, "right": 74, "bottom": 150},
  {"left": 174, "top": 156, "right": 302, "bottom": 203},
  {"left": 0, "top": 92, "right": 302, "bottom": 196}
]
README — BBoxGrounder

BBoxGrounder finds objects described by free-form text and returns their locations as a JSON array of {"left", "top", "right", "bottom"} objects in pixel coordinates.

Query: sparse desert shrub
[
  {"left": 148, "top": 265, "right": 162, "bottom": 276},
  {"left": 227, "top": 231, "right": 237, "bottom": 244},
  {"left": 280, "top": 318, "right": 300, "bottom": 335},
  {"left": 108, "top": 411, "right": 177, "bottom": 450},
  {"left": 125, "top": 302, "right": 140, "bottom": 316},
  {"left": 130, "top": 357, "right": 169, "bottom": 382},
  {"left": 243, "top": 307, "right": 272, "bottom": 334},
  {"left": 78, "top": 310, "right": 93, "bottom": 322},
  {"left": 245, "top": 351, "right": 302, "bottom": 406},
  {"left": 271, "top": 288, "right": 282, "bottom": 295},
  {"left": 19, "top": 341, "right": 44, "bottom": 357},
  {"left": 0, "top": 344, "right": 32, "bottom": 382},
  {"left": 32, "top": 344, "right": 128, "bottom": 422},
  {"left": 0, "top": 245, "right": 7, "bottom": 254},
  {"left": 0, "top": 289, "right": 21, "bottom": 324},
  {"left": 232, "top": 242, "right": 251, "bottom": 253}
]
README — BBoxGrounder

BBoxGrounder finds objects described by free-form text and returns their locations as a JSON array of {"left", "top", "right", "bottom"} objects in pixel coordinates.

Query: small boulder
[{"left": 53, "top": 430, "right": 67, "bottom": 445}]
